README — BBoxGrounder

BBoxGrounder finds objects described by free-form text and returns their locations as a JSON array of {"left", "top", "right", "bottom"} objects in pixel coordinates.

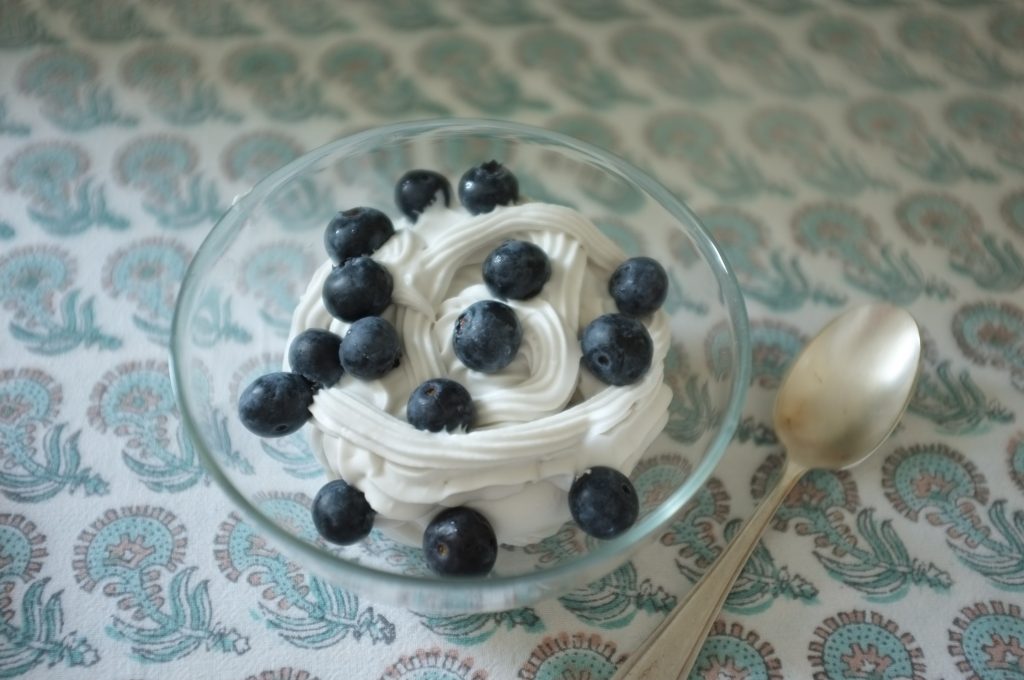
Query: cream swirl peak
[{"left": 289, "top": 202, "right": 672, "bottom": 547}]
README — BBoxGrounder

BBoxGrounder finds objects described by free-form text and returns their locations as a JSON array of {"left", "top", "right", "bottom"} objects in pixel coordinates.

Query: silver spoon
[{"left": 617, "top": 303, "right": 921, "bottom": 680}]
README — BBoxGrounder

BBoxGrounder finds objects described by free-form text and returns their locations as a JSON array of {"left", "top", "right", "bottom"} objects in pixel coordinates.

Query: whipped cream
[{"left": 288, "top": 203, "right": 672, "bottom": 546}]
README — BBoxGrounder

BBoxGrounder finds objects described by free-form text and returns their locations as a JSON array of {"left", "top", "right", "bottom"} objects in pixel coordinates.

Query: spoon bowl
[
  {"left": 775, "top": 304, "right": 921, "bottom": 469},
  {"left": 617, "top": 303, "right": 922, "bottom": 680}
]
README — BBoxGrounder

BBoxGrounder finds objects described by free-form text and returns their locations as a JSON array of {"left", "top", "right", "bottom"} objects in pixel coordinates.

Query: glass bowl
[{"left": 170, "top": 119, "right": 750, "bottom": 613}]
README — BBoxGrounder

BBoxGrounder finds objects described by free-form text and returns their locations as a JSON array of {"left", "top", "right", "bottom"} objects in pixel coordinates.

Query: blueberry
[
  {"left": 482, "top": 240, "right": 551, "bottom": 300},
  {"left": 323, "top": 207, "right": 394, "bottom": 265},
  {"left": 422, "top": 507, "right": 497, "bottom": 576},
  {"left": 238, "top": 372, "right": 314, "bottom": 437},
  {"left": 288, "top": 328, "right": 344, "bottom": 387},
  {"left": 312, "top": 479, "right": 375, "bottom": 545},
  {"left": 458, "top": 160, "right": 519, "bottom": 215},
  {"left": 453, "top": 300, "right": 522, "bottom": 373},
  {"left": 322, "top": 256, "right": 393, "bottom": 322},
  {"left": 407, "top": 379, "right": 475, "bottom": 432},
  {"left": 580, "top": 313, "right": 653, "bottom": 386},
  {"left": 609, "top": 257, "right": 668, "bottom": 317},
  {"left": 340, "top": 316, "right": 401, "bottom": 379},
  {"left": 568, "top": 466, "right": 639, "bottom": 540},
  {"left": 395, "top": 169, "right": 451, "bottom": 221}
]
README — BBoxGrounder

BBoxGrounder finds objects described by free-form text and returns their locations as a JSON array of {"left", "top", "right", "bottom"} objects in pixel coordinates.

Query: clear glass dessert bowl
[{"left": 170, "top": 119, "right": 750, "bottom": 613}]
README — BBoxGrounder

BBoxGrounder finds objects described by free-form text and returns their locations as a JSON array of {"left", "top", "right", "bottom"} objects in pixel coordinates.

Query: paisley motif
[
  {"left": 808, "top": 610, "right": 926, "bottom": 680},
  {"left": 519, "top": 632, "right": 624, "bottom": 680}
]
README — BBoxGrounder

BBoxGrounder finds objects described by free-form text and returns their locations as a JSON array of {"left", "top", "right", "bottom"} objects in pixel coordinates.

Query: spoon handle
[{"left": 616, "top": 462, "right": 806, "bottom": 680}]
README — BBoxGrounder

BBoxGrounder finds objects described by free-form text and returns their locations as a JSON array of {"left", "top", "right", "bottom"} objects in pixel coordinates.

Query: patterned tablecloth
[{"left": 2, "top": 0, "right": 1023, "bottom": 678}]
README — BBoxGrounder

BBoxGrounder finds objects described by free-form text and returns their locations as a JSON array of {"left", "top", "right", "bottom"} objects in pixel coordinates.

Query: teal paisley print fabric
[{"left": 1, "top": 1, "right": 1022, "bottom": 678}]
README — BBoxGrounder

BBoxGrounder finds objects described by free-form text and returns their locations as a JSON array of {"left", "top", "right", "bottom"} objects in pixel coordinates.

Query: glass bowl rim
[{"left": 170, "top": 117, "right": 751, "bottom": 598}]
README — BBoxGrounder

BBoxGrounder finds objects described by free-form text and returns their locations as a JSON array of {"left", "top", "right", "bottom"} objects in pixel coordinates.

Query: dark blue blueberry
[
  {"left": 237, "top": 371, "right": 314, "bottom": 437},
  {"left": 407, "top": 378, "right": 475, "bottom": 432},
  {"left": 453, "top": 300, "right": 522, "bottom": 373},
  {"left": 580, "top": 313, "right": 653, "bottom": 386},
  {"left": 311, "top": 479, "right": 375, "bottom": 545},
  {"left": 395, "top": 169, "right": 451, "bottom": 222},
  {"left": 422, "top": 507, "right": 497, "bottom": 576},
  {"left": 288, "top": 328, "right": 343, "bottom": 387},
  {"left": 568, "top": 466, "right": 639, "bottom": 540},
  {"left": 609, "top": 257, "right": 669, "bottom": 317},
  {"left": 458, "top": 160, "right": 519, "bottom": 215},
  {"left": 323, "top": 207, "right": 394, "bottom": 265},
  {"left": 322, "top": 256, "right": 393, "bottom": 322},
  {"left": 340, "top": 316, "right": 401, "bottom": 380},
  {"left": 482, "top": 239, "right": 551, "bottom": 300}
]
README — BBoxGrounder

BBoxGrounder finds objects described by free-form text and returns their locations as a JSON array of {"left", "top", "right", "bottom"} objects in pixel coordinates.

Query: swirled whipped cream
[{"left": 288, "top": 202, "right": 672, "bottom": 546}]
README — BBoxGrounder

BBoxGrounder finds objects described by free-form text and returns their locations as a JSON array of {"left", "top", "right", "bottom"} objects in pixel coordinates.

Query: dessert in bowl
[{"left": 171, "top": 119, "right": 749, "bottom": 612}]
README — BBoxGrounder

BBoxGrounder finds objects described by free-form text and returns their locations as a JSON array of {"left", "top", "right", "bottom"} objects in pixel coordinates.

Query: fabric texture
[{"left": 1, "top": 1, "right": 1023, "bottom": 678}]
